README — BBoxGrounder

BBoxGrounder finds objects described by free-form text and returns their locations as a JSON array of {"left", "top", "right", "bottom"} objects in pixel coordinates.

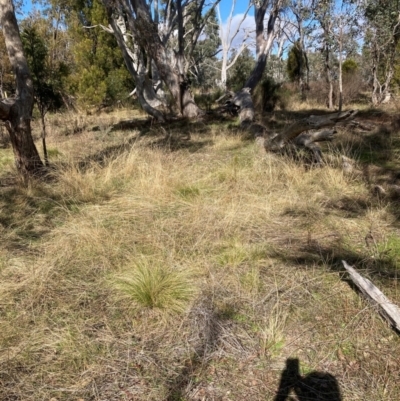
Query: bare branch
[{"left": 83, "top": 24, "right": 113, "bottom": 33}]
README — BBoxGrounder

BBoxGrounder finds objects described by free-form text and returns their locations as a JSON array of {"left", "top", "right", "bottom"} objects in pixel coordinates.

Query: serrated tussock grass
[
  {"left": 0, "top": 112, "right": 400, "bottom": 400},
  {"left": 114, "top": 258, "right": 196, "bottom": 313}
]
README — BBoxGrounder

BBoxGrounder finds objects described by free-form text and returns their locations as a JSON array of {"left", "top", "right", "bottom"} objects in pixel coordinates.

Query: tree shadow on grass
[
  {"left": 271, "top": 235, "right": 399, "bottom": 282},
  {"left": 148, "top": 135, "right": 214, "bottom": 153},
  {"left": 274, "top": 358, "right": 342, "bottom": 401},
  {"left": 0, "top": 184, "right": 63, "bottom": 251},
  {"left": 165, "top": 302, "right": 222, "bottom": 401},
  {"left": 79, "top": 118, "right": 218, "bottom": 165},
  {"left": 73, "top": 135, "right": 140, "bottom": 170},
  {"left": 334, "top": 124, "right": 398, "bottom": 167},
  {"left": 261, "top": 107, "right": 391, "bottom": 131}
]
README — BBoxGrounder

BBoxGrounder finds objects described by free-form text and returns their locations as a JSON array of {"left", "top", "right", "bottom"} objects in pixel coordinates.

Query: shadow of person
[{"left": 274, "top": 358, "right": 342, "bottom": 401}]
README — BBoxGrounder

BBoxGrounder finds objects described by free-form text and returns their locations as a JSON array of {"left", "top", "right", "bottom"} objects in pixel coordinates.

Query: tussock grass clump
[{"left": 114, "top": 258, "right": 196, "bottom": 313}]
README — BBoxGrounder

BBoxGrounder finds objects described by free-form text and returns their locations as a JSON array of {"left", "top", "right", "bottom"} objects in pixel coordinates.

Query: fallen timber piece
[
  {"left": 232, "top": 87, "right": 254, "bottom": 123},
  {"left": 265, "top": 110, "right": 359, "bottom": 151},
  {"left": 342, "top": 260, "right": 400, "bottom": 332},
  {"left": 293, "top": 129, "right": 337, "bottom": 164}
]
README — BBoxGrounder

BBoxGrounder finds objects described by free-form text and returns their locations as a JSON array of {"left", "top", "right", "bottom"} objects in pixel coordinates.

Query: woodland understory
[{"left": 0, "top": 0, "right": 400, "bottom": 400}]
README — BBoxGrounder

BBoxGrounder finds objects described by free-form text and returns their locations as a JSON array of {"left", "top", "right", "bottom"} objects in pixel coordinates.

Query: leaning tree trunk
[
  {"left": 233, "top": 0, "right": 283, "bottom": 125},
  {"left": 372, "top": 59, "right": 394, "bottom": 106},
  {"left": 106, "top": 9, "right": 166, "bottom": 122},
  {"left": 0, "top": 0, "right": 43, "bottom": 176}
]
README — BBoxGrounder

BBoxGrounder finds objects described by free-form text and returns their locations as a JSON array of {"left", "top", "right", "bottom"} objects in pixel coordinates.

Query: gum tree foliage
[
  {"left": 287, "top": 40, "right": 308, "bottom": 84},
  {"left": 21, "top": 22, "right": 67, "bottom": 165},
  {"left": 184, "top": 2, "right": 221, "bottom": 88},
  {"left": 50, "top": 0, "right": 134, "bottom": 108},
  {"left": 227, "top": 47, "right": 255, "bottom": 91}
]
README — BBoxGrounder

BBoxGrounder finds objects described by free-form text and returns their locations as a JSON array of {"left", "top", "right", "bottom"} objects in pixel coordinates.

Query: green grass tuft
[
  {"left": 176, "top": 185, "right": 200, "bottom": 200},
  {"left": 114, "top": 259, "right": 196, "bottom": 313}
]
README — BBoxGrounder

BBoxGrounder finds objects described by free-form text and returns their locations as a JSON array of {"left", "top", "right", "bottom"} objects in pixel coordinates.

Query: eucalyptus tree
[
  {"left": 364, "top": 0, "right": 400, "bottom": 105},
  {"left": 313, "top": 0, "right": 335, "bottom": 109},
  {"left": 100, "top": 0, "right": 222, "bottom": 119},
  {"left": 311, "top": 0, "right": 361, "bottom": 110},
  {"left": 188, "top": 7, "right": 220, "bottom": 88},
  {"left": 245, "top": 0, "right": 284, "bottom": 91},
  {"left": 286, "top": 0, "right": 313, "bottom": 99},
  {"left": 0, "top": 0, "right": 43, "bottom": 176},
  {"left": 217, "top": 0, "right": 252, "bottom": 90},
  {"left": 21, "top": 21, "right": 68, "bottom": 165},
  {"left": 331, "top": 0, "right": 360, "bottom": 111},
  {"left": 232, "top": 0, "right": 284, "bottom": 124}
]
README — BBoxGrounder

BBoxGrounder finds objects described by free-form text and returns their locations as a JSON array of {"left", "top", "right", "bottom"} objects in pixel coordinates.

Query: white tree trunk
[{"left": 217, "top": 1, "right": 251, "bottom": 91}]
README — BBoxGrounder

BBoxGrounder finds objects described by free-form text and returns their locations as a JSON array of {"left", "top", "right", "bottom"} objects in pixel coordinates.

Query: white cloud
[{"left": 221, "top": 13, "right": 255, "bottom": 51}]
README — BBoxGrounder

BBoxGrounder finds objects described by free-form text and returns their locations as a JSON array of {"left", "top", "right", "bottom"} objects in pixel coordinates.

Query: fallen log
[
  {"left": 217, "top": 94, "right": 360, "bottom": 162},
  {"left": 265, "top": 110, "right": 359, "bottom": 151},
  {"left": 232, "top": 87, "right": 254, "bottom": 124},
  {"left": 293, "top": 129, "right": 337, "bottom": 164},
  {"left": 342, "top": 260, "right": 400, "bottom": 332}
]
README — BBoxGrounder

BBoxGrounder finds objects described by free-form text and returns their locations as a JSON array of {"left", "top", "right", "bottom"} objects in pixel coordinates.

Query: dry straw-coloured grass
[{"left": 0, "top": 108, "right": 400, "bottom": 400}]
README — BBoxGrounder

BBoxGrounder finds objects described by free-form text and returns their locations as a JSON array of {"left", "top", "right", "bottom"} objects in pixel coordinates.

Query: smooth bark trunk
[
  {"left": 244, "top": 0, "right": 282, "bottom": 91},
  {"left": 234, "top": 0, "right": 283, "bottom": 124},
  {"left": 338, "top": 25, "right": 343, "bottom": 112},
  {"left": 129, "top": 0, "right": 203, "bottom": 118},
  {"left": 106, "top": 8, "right": 166, "bottom": 121},
  {"left": 324, "top": 42, "right": 334, "bottom": 110}
]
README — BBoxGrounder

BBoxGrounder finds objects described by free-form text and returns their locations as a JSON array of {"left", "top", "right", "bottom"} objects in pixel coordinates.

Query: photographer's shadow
[{"left": 274, "top": 358, "right": 342, "bottom": 401}]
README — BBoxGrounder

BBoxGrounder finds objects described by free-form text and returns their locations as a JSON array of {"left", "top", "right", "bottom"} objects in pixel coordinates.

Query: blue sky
[
  {"left": 21, "top": 0, "right": 253, "bottom": 19},
  {"left": 21, "top": 0, "right": 257, "bottom": 52},
  {"left": 219, "top": 0, "right": 254, "bottom": 21},
  {"left": 218, "top": 0, "right": 255, "bottom": 51}
]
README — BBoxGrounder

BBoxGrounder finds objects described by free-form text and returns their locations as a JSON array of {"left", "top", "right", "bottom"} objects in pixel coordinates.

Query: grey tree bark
[
  {"left": 244, "top": 0, "right": 283, "bottom": 92},
  {"left": 0, "top": 0, "right": 43, "bottom": 176},
  {"left": 104, "top": 9, "right": 166, "bottom": 122},
  {"left": 231, "top": 0, "right": 283, "bottom": 125},
  {"left": 315, "top": 0, "right": 334, "bottom": 109},
  {"left": 125, "top": 0, "right": 204, "bottom": 118},
  {"left": 264, "top": 110, "right": 358, "bottom": 152}
]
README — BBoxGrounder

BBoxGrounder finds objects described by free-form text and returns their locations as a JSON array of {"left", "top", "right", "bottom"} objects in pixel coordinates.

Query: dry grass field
[{"left": 0, "top": 104, "right": 400, "bottom": 400}]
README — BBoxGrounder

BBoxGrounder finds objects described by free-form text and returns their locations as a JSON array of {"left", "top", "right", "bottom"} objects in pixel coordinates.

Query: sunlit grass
[{"left": 0, "top": 108, "right": 399, "bottom": 400}]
